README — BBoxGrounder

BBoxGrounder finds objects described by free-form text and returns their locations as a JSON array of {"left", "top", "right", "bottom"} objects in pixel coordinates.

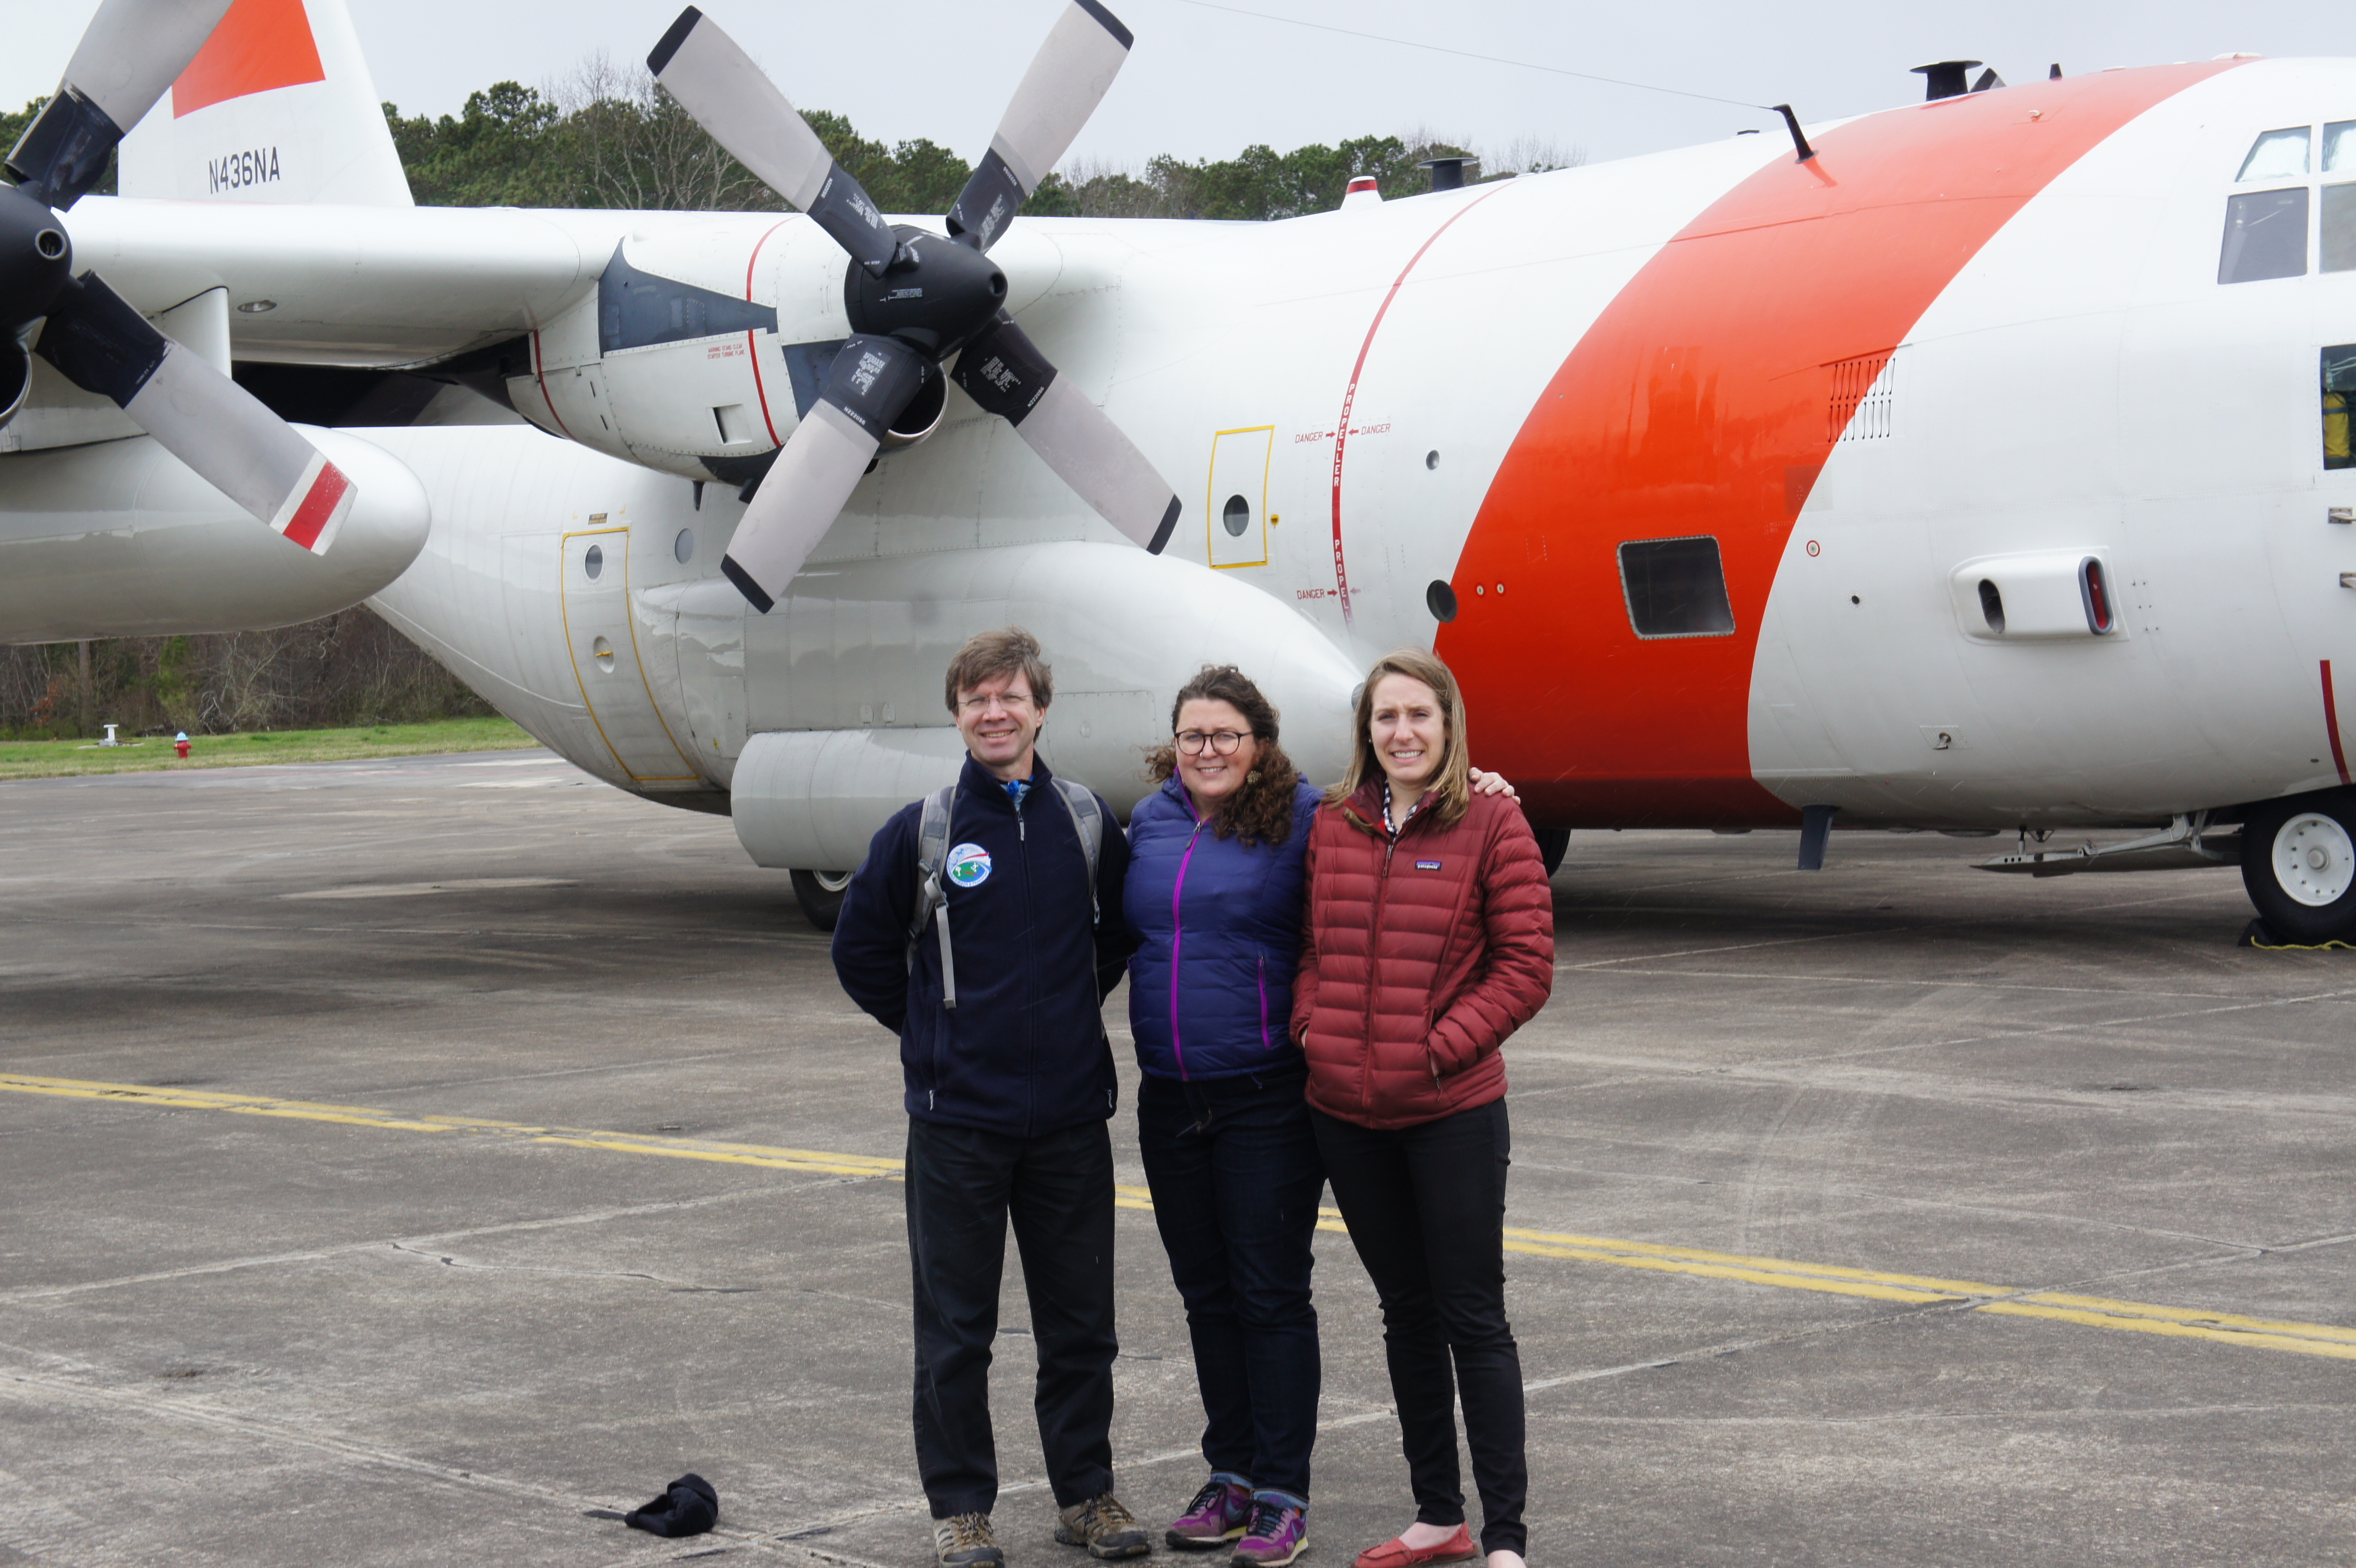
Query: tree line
[{"left": 0, "top": 74, "right": 1577, "bottom": 738}]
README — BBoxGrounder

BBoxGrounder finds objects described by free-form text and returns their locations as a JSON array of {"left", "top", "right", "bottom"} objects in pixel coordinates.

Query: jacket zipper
[
  {"left": 1364, "top": 827, "right": 1397, "bottom": 1117},
  {"left": 1169, "top": 815, "right": 1206, "bottom": 1080},
  {"left": 1258, "top": 955, "right": 1269, "bottom": 1053},
  {"left": 1016, "top": 789, "right": 1034, "bottom": 1135}
]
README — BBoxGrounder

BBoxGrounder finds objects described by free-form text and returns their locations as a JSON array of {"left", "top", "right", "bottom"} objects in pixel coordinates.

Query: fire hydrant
[{"left": 174, "top": 732, "right": 190, "bottom": 759}]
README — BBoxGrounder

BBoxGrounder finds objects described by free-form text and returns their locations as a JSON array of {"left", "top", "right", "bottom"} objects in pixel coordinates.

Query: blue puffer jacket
[{"left": 1124, "top": 775, "right": 1322, "bottom": 1081}]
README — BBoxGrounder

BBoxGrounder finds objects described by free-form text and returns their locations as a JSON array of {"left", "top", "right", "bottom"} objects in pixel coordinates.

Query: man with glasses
[{"left": 833, "top": 627, "right": 1144, "bottom": 1568}]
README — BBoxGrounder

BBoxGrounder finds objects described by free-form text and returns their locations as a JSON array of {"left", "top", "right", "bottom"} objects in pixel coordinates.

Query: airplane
[{"left": 6, "top": 0, "right": 2356, "bottom": 949}]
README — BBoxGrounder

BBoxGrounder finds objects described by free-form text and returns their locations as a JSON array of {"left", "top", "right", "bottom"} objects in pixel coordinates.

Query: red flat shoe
[{"left": 1353, "top": 1525, "right": 1477, "bottom": 1568}]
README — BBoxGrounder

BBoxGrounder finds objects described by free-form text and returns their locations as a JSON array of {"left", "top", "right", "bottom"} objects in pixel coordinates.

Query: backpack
[{"left": 906, "top": 778, "right": 1104, "bottom": 1010}]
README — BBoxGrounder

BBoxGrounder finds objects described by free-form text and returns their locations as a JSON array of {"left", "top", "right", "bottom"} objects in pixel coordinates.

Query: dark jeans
[
  {"left": 906, "top": 1116, "right": 1117, "bottom": 1518},
  {"left": 1136, "top": 1068, "right": 1324, "bottom": 1498},
  {"left": 1312, "top": 1098, "right": 1526, "bottom": 1556}
]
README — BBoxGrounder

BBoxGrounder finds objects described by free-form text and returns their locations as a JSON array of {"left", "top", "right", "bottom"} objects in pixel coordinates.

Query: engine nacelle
[
  {"left": 716, "top": 540, "right": 1366, "bottom": 870},
  {"left": 0, "top": 428, "right": 430, "bottom": 641},
  {"left": 507, "top": 221, "right": 857, "bottom": 488}
]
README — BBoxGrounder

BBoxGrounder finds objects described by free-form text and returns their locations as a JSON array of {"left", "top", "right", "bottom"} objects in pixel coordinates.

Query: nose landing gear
[{"left": 2240, "top": 789, "right": 2356, "bottom": 944}]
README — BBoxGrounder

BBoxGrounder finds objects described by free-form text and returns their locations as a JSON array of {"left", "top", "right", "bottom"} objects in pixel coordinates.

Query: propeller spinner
[
  {"left": 649, "top": 2, "right": 1180, "bottom": 614},
  {"left": 2, "top": 0, "right": 358, "bottom": 554}
]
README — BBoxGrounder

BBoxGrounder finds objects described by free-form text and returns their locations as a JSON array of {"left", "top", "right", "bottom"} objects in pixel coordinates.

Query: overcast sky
[{"left": 10, "top": 1, "right": 2356, "bottom": 175}]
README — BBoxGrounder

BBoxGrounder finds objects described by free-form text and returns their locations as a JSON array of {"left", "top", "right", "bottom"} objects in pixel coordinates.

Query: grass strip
[{"left": 0, "top": 717, "right": 540, "bottom": 780}]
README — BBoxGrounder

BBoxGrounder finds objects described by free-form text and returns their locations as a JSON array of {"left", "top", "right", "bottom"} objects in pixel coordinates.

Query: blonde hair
[{"left": 1327, "top": 648, "right": 1472, "bottom": 827}]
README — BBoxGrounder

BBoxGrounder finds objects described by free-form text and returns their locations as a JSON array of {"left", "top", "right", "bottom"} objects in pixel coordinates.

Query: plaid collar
[{"left": 1380, "top": 780, "right": 1427, "bottom": 838}]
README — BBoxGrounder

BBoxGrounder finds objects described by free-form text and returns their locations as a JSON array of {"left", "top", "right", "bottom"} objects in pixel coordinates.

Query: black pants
[
  {"left": 1312, "top": 1099, "right": 1526, "bottom": 1556},
  {"left": 1136, "top": 1068, "right": 1324, "bottom": 1498},
  {"left": 906, "top": 1116, "right": 1118, "bottom": 1518}
]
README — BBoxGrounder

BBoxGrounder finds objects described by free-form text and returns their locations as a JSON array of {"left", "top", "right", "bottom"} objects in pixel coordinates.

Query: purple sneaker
[
  {"left": 1232, "top": 1491, "right": 1307, "bottom": 1568},
  {"left": 1167, "top": 1474, "right": 1252, "bottom": 1550}
]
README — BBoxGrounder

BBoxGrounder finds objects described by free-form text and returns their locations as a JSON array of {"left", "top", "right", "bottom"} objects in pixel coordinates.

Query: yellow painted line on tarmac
[
  {"left": 6, "top": 1069, "right": 2352, "bottom": 1362},
  {"left": 0, "top": 1071, "right": 902, "bottom": 1178}
]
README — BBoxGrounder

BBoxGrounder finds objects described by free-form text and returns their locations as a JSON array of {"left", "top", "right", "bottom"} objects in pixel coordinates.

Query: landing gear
[
  {"left": 1534, "top": 827, "right": 1570, "bottom": 877},
  {"left": 2240, "top": 789, "right": 2356, "bottom": 943},
  {"left": 791, "top": 868, "right": 854, "bottom": 932}
]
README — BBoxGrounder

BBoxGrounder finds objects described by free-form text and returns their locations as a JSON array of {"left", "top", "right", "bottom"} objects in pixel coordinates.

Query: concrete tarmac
[{"left": 0, "top": 751, "right": 2350, "bottom": 1567}]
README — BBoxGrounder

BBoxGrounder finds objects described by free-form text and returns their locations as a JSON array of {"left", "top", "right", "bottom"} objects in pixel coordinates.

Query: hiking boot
[
  {"left": 1168, "top": 1474, "right": 1253, "bottom": 1549},
  {"left": 1057, "top": 1492, "right": 1152, "bottom": 1560},
  {"left": 1232, "top": 1492, "right": 1308, "bottom": 1568},
  {"left": 936, "top": 1513, "right": 1006, "bottom": 1568}
]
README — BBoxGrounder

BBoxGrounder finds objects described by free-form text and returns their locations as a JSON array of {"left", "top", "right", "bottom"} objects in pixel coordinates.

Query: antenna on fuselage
[
  {"left": 1770, "top": 104, "right": 1814, "bottom": 162},
  {"left": 1418, "top": 155, "right": 1479, "bottom": 191},
  {"left": 1911, "top": 60, "right": 1981, "bottom": 100}
]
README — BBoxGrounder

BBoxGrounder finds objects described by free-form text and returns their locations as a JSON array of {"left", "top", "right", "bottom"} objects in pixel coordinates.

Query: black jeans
[
  {"left": 1311, "top": 1099, "right": 1526, "bottom": 1556},
  {"left": 906, "top": 1116, "right": 1118, "bottom": 1518},
  {"left": 1136, "top": 1068, "right": 1324, "bottom": 1498}
]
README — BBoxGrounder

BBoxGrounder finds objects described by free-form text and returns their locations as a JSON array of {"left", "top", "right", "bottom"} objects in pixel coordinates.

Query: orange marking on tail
[{"left": 173, "top": 0, "right": 325, "bottom": 119}]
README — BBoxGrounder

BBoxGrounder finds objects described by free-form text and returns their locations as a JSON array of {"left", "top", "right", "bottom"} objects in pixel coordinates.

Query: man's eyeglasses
[
  {"left": 1176, "top": 730, "right": 1250, "bottom": 755},
  {"left": 960, "top": 691, "right": 1033, "bottom": 714}
]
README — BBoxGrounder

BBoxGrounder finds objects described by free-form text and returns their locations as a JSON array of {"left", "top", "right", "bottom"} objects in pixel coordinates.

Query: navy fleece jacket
[{"left": 831, "top": 753, "right": 1134, "bottom": 1137}]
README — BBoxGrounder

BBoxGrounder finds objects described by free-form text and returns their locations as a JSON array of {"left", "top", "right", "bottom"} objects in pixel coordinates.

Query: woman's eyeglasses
[{"left": 1176, "top": 730, "right": 1250, "bottom": 755}]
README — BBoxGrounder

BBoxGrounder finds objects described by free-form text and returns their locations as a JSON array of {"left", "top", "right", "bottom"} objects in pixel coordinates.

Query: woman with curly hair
[
  {"left": 1125, "top": 664, "right": 1326, "bottom": 1568},
  {"left": 1127, "top": 666, "right": 1518, "bottom": 1568}
]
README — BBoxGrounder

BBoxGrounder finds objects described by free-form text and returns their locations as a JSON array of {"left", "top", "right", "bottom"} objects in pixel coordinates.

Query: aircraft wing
[{"left": 56, "top": 197, "right": 649, "bottom": 367}]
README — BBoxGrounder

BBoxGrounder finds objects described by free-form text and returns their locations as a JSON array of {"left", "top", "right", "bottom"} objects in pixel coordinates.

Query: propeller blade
[
  {"left": 7, "top": 0, "right": 237, "bottom": 209},
  {"left": 948, "top": 0, "right": 1134, "bottom": 251},
  {"left": 720, "top": 335, "right": 934, "bottom": 612},
  {"left": 648, "top": 7, "right": 900, "bottom": 278},
  {"left": 951, "top": 314, "right": 1177, "bottom": 553},
  {"left": 36, "top": 274, "right": 357, "bottom": 554}
]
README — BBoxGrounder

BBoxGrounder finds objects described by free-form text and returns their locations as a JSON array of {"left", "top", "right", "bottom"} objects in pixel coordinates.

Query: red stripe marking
[
  {"left": 532, "top": 330, "right": 574, "bottom": 441},
  {"left": 2324, "top": 660, "right": 2350, "bottom": 786},
  {"left": 745, "top": 220, "right": 790, "bottom": 446},
  {"left": 281, "top": 461, "right": 349, "bottom": 552},
  {"left": 1329, "top": 188, "right": 1507, "bottom": 627},
  {"left": 173, "top": 0, "right": 325, "bottom": 117},
  {"left": 1438, "top": 63, "right": 2237, "bottom": 827}
]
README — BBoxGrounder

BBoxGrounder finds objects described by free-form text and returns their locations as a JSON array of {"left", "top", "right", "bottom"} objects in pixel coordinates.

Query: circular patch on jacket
[{"left": 946, "top": 842, "right": 993, "bottom": 887}]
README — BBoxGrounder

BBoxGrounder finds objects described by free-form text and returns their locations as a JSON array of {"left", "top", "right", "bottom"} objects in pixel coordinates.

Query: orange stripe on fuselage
[
  {"left": 173, "top": 0, "right": 325, "bottom": 119},
  {"left": 1438, "top": 63, "right": 2236, "bottom": 828}
]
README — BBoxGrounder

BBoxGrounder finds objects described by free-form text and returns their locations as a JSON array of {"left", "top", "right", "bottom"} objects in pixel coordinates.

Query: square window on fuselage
[{"left": 1619, "top": 537, "right": 1737, "bottom": 639}]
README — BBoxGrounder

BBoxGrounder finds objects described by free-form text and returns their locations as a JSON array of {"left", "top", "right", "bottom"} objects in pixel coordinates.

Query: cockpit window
[
  {"left": 2322, "top": 346, "right": 2356, "bottom": 469},
  {"left": 2325, "top": 184, "right": 2356, "bottom": 272},
  {"left": 2221, "top": 187, "right": 2309, "bottom": 283},
  {"left": 2239, "top": 126, "right": 2312, "bottom": 181},
  {"left": 2325, "top": 121, "right": 2356, "bottom": 172}
]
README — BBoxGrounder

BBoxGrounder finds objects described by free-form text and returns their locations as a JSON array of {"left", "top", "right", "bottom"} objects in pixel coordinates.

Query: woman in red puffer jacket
[{"left": 1291, "top": 649, "right": 1554, "bottom": 1568}]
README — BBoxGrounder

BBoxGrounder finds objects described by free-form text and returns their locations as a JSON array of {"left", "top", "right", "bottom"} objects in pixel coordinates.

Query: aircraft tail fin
[{"left": 117, "top": 0, "right": 413, "bottom": 207}]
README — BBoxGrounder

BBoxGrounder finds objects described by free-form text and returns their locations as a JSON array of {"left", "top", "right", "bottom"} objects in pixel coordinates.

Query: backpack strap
[
  {"left": 1052, "top": 777, "right": 1104, "bottom": 928},
  {"left": 908, "top": 784, "right": 959, "bottom": 1010}
]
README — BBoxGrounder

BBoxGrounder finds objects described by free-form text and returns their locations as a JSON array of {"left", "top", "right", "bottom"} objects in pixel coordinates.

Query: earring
[{"left": 1246, "top": 770, "right": 1262, "bottom": 783}]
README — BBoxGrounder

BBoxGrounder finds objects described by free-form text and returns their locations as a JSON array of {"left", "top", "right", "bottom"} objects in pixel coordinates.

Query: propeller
[
  {"left": 650, "top": 3, "right": 1180, "bottom": 614},
  {"left": 1, "top": 0, "right": 357, "bottom": 554}
]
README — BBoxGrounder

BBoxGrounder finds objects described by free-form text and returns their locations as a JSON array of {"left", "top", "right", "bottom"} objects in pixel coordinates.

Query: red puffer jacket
[{"left": 1291, "top": 782, "right": 1555, "bottom": 1130}]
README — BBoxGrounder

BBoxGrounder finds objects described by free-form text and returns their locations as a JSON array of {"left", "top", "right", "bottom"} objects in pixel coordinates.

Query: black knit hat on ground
[{"left": 623, "top": 1473, "right": 719, "bottom": 1537}]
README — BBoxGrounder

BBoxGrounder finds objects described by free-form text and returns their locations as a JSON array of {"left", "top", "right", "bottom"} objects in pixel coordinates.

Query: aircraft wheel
[
  {"left": 1534, "top": 826, "right": 1570, "bottom": 877},
  {"left": 2240, "top": 790, "right": 2356, "bottom": 943},
  {"left": 791, "top": 868, "right": 854, "bottom": 932}
]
